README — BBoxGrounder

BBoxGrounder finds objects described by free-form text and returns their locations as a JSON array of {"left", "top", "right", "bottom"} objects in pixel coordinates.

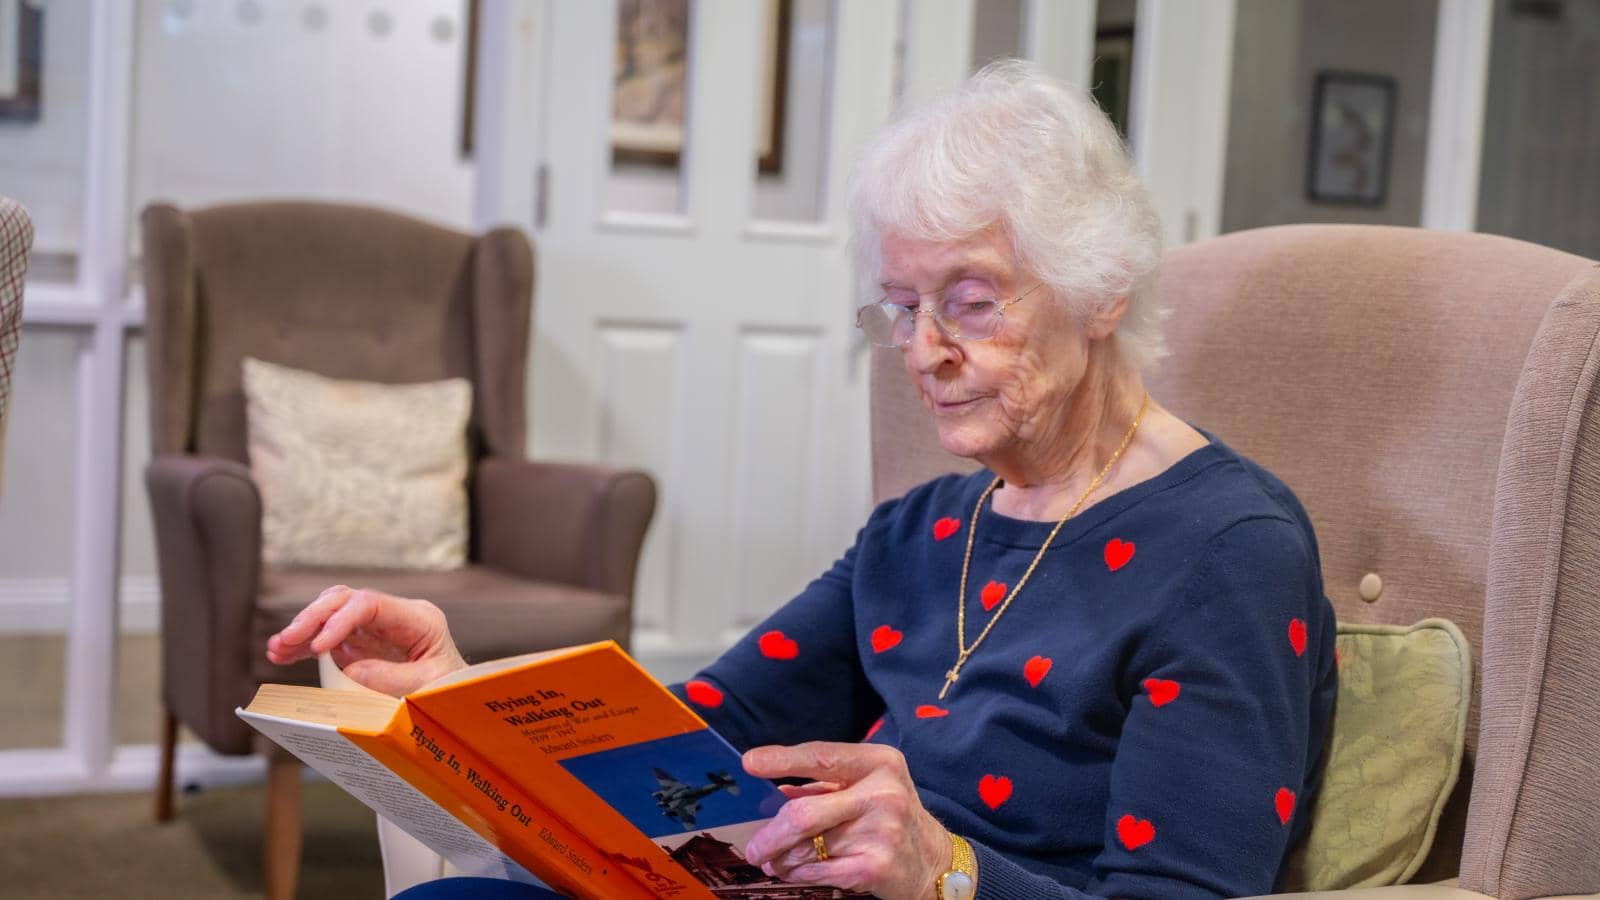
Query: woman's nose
[{"left": 903, "top": 313, "right": 960, "bottom": 372}]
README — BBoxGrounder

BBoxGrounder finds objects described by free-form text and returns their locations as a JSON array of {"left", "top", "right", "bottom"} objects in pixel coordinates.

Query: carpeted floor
[{"left": 0, "top": 779, "right": 387, "bottom": 898}]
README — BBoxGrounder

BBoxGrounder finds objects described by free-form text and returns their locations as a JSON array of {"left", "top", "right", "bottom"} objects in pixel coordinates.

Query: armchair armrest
[
  {"left": 474, "top": 457, "right": 657, "bottom": 599},
  {"left": 146, "top": 454, "right": 263, "bottom": 754}
]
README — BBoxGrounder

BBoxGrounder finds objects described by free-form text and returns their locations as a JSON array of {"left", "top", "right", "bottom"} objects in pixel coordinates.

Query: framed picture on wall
[
  {"left": 611, "top": 0, "right": 790, "bottom": 174},
  {"left": 1306, "top": 71, "right": 1396, "bottom": 206},
  {"left": 0, "top": 0, "right": 43, "bottom": 122}
]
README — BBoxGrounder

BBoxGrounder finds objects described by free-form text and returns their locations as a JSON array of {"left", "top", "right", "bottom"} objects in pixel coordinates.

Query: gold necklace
[{"left": 939, "top": 392, "right": 1151, "bottom": 700}]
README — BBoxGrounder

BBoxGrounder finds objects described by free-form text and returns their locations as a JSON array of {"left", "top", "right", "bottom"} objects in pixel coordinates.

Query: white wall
[
  {"left": 128, "top": 0, "right": 473, "bottom": 233},
  {"left": 0, "top": 0, "right": 92, "bottom": 277}
]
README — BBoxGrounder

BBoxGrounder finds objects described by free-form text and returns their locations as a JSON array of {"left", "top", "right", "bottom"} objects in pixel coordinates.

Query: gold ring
[{"left": 812, "top": 833, "right": 829, "bottom": 861}]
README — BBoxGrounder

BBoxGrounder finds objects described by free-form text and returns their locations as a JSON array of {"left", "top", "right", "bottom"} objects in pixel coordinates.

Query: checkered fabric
[{"left": 0, "top": 196, "right": 35, "bottom": 494}]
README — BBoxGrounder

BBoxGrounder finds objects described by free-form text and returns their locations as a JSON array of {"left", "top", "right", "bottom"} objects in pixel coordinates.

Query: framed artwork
[
  {"left": 1091, "top": 27, "right": 1133, "bottom": 140},
  {"left": 1306, "top": 71, "right": 1396, "bottom": 206},
  {"left": 0, "top": 0, "right": 43, "bottom": 122},
  {"left": 611, "top": 0, "right": 790, "bottom": 174}
]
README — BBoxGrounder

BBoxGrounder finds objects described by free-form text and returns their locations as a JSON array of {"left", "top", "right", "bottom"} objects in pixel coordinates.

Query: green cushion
[{"left": 1282, "top": 618, "right": 1472, "bottom": 892}]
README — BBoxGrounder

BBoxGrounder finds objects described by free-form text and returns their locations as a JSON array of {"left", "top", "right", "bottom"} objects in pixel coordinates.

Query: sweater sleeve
[
  {"left": 972, "top": 516, "right": 1332, "bottom": 900},
  {"left": 665, "top": 503, "right": 894, "bottom": 753}
]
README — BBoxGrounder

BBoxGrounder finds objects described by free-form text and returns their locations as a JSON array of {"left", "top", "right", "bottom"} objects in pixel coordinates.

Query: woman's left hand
[{"left": 741, "top": 741, "right": 952, "bottom": 900}]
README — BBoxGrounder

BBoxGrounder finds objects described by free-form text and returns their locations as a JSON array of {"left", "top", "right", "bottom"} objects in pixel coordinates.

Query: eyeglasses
[{"left": 855, "top": 282, "right": 1045, "bottom": 348}]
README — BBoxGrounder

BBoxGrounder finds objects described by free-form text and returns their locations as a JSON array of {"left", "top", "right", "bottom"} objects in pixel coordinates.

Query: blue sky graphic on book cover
[{"left": 557, "top": 729, "right": 785, "bottom": 837}]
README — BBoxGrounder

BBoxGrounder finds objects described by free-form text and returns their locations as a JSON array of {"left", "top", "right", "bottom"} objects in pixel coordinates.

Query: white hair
[{"left": 847, "top": 59, "right": 1166, "bottom": 370}]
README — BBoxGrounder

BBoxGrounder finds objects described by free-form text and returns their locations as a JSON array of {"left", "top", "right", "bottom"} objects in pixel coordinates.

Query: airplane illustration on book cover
[{"left": 652, "top": 768, "right": 741, "bottom": 829}]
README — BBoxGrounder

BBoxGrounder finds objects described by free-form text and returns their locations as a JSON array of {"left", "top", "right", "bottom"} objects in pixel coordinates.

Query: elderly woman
[{"left": 268, "top": 61, "right": 1336, "bottom": 900}]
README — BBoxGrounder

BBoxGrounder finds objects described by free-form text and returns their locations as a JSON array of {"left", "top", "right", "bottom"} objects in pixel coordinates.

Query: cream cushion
[
  {"left": 243, "top": 356, "right": 471, "bottom": 570},
  {"left": 1284, "top": 619, "right": 1472, "bottom": 892}
]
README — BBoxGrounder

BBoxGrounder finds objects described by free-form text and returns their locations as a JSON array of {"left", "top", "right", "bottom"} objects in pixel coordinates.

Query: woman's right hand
[{"left": 264, "top": 585, "right": 468, "bottom": 697}]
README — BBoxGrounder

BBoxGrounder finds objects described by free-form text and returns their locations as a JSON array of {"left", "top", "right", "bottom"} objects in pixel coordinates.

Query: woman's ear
[{"left": 1085, "top": 293, "right": 1129, "bottom": 340}]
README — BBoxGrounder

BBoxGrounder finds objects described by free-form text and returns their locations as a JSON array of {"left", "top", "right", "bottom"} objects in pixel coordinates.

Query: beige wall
[
  {"left": 1477, "top": 0, "right": 1600, "bottom": 259},
  {"left": 1222, "top": 0, "right": 1439, "bottom": 233}
]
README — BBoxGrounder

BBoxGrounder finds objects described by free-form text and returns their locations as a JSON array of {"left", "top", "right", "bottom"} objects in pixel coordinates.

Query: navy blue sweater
[{"left": 671, "top": 438, "right": 1337, "bottom": 899}]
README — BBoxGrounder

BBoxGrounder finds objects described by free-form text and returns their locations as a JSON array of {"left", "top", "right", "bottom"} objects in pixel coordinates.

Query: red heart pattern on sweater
[
  {"left": 685, "top": 680, "right": 723, "bottom": 708},
  {"left": 871, "top": 625, "right": 903, "bottom": 653},
  {"left": 978, "top": 774, "right": 1013, "bottom": 810},
  {"left": 1023, "top": 655, "right": 1052, "bottom": 688},
  {"left": 758, "top": 630, "right": 799, "bottom": 660},
  {"left": 1117, "top": 814, "right": 1156, "bottom": 850},
  {"left": 1104, "top": 538, "right": 1135, "bottom": 571},
  {"left": 1142, "top": 678, "right": 1181, "bottom": 707},
  {"left": 915, "top": 705, "right": 949, "bottom": 719},
  {"left": 1275, "top": 787, "right": 1296, "bottom": 825},
  {"left": 864, "top": 717, "right": 884, "bottom": 741},
  {"left": 1288, "top": 618, "right": 1308, "bottom": 657},
  {"left": 980, "top": 580, "right": 1008, "bottom": 611},
  {"left": 933, "top": 517, "right": 961, "bottom": 541}
]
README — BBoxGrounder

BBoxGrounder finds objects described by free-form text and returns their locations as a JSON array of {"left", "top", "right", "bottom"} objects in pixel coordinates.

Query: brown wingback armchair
[
  {"left": 871, "top": 224, "right": 1600, "bottom": 899},
  {"left": 141, "top": 201, "right": 656, "bottom": 900}
]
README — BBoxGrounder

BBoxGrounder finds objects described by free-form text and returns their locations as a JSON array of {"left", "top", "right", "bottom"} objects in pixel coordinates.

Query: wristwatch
[{"left": 936, "top": 832, "right": 978, "bottom": 900}]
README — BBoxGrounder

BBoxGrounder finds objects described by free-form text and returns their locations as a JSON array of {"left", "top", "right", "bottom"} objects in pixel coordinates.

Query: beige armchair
[
  {"left": 140, "top": 201, "right": 657, "bottom": 900},
  {"left": 0, "top": 196, "right": 33, "bottom": 492},
  {"left": 873, "top": 224, "right": 1600, "bottom": 899}
]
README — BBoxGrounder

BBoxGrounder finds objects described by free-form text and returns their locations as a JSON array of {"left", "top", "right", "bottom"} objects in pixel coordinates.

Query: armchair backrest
[
  {"left": 870, "top": 224, "right": 1600, "bottom": 896},
  {"left": 140, "top": 201, "right": 533, "bottom": 464},
  {"left": 0, "top": 197, "right": 34, "bottom": 496}
]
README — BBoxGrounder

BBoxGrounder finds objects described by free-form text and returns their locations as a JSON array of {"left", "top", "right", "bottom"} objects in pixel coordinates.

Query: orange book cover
[{"left": 242, "top": 641, "right": 865, "bottom": 899}]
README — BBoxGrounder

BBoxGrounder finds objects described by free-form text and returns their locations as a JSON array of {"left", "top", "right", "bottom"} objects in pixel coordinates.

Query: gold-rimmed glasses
[{"left": 854, "top": 282, "right": 1045, "bottom": 348}]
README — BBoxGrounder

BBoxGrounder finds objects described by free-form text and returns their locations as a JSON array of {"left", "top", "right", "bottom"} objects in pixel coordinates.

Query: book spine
[{"left": 346, "top": 704, "right": 666, "bottom": 900}]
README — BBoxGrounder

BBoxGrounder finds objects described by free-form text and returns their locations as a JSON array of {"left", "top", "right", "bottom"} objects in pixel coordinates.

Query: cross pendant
[{"left": 938, "top": 665, "right": 961, "bottom": 700}]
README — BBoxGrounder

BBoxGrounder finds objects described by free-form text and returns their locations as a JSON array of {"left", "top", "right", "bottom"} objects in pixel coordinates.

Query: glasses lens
[
  {"left": 857, "top": 301, "right": 910, "bottom": 347},
  {"left": 939, "top": 293, "right": 1002, "bottom": 341}
]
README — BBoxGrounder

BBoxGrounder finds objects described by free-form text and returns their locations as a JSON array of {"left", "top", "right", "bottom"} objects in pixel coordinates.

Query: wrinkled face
[{"left": 879, "top": 228, "right": 1091, "bottom": 467}]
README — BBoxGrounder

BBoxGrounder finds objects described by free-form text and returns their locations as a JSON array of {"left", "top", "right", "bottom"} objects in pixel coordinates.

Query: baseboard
[
  {"left": 0, "top": 576, "right": 160, "bottom": 634},
  {"left": 0, "top": 743, "right": 272, "bottom": 796}
]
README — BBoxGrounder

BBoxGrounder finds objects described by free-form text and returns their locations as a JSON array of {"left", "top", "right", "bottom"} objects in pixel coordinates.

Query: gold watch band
[{"left": 935, "top": 832, "right": 978, "bottom": 900}]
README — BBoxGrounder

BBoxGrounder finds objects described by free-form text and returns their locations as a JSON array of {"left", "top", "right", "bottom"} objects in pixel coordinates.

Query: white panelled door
[{"left": 526, "top": 1, "right": 899, "bottom": 676}]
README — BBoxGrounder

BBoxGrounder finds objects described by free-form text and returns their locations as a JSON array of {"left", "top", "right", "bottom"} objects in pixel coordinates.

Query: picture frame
[
  {"left": 0, "top": 0, "right": 43, "bottom": 122},
  {"left": 611, "top": 0, "right": 790, "bottom": 175},
  {"left": 1091, "top": 27, "right": 1134, "bottom": 140},
  {"left": 1306, "top": 70, "right": 1396, "bottom": 206}
]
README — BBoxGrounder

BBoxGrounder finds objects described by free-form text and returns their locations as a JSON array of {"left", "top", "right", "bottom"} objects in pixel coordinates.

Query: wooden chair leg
[
  {"left": 154, "top": 706, "right": 177, "bottom": 822},
  {"left": 264, "top": 751, "right": 303, "bottom": 900}
]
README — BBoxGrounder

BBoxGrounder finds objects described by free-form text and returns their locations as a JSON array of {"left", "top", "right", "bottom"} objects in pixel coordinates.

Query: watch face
[{"left": 938, "top": 871, "right": 975, "bottom": 900}]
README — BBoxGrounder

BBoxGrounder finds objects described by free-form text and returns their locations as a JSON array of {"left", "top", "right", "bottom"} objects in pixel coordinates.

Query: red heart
[
  {"left": 915, "top": 705, "right": 949, "bottom": 719},
  {"left": 758, "top": 630, "right": 799, "bottom": 660},
  {"left": 1104, "top": 538, "right": 1135, "bottom": 571},
  {"left": 1288, "top": 618, "right": 1308, "bottom": 657},
  {"left": 933, "top": 517, "right": 961, "bottom": 541},
  {"left": 871, "top": 625, "right": 903, "bottom": 653},
  {"left": 1116, "top": 814, "right": 1156, "bottom": 851},
  {"left": 978, "top": 774, "right": 1013, "bottom": 810},
  {"left": 1275, "top": 787, "right": 1296, "bottom": 825},
  {"left": 1023, "top": 655, "right": 1052, "bottom": 688},
  {"left": 1142, "top": 678, "right": 1181, "bottom": 708},
  {"left": 980, "top": 580, "right": 1008, "bottom": 611},
  {"left": 863, "top": 717, "right": 884, "bottom": 741},
  {"left": 684, "top": 680, "right": 723, "bottom": 708}
]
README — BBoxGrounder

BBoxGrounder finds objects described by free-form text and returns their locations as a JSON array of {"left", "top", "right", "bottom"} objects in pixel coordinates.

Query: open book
[{"left": 238, "top": 641, "right": 865, "bottom": 899}]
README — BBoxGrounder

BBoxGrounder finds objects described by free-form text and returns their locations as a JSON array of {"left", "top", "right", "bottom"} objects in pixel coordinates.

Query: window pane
[
  {"left": 0, "top": 329, "right": 78, "bottom": 750},
  {"left": 0, "top": 0, "right": 92, "bottom": 285},
  {"left": 1221, "top": 0, "right": 1439, "bottom": 232},
  {"left": 750, "top": 0, "right": 835, "bottom": 224},
  {"left": 970, "top": 0, "right": 1025, "bottom": 72},
  {"left": 1476, "top": 0, "right": 1600, "bottom": 258},
  {"left": 128, "top": 0, "right": 474, "bottom": 247}
]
